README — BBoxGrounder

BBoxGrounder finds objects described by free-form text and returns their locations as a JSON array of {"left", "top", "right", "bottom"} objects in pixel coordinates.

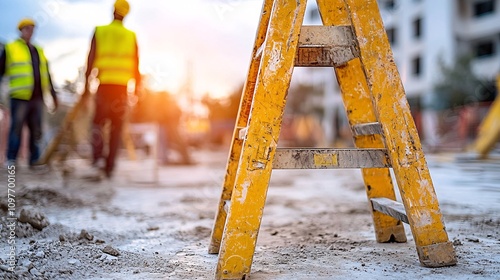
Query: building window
[
  {"left": 308, "top": 7, "right": 320, "bottom": 22},
  {"left": 474, "top": 41, "right": 495, "bottom": 57},
  {"left": 413, "top": 17, "right": 422, "bottom": 39},
  {"left": 473, "top": 0, "right": 495, "bottom": 17},
  {"left": 384, "top": 0, "right": 396, "bottom": 10},
  {"left": 412, "top": 56, "right": 422, "bottom": 77},
  {"left": 386, "top": 27, "right": 397, "bottom": 45}
]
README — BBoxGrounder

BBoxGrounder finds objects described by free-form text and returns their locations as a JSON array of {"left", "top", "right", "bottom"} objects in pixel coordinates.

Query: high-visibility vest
[
  {"left": 94, "top": 20, "right": 137, "bottom": 86},
  {"left": 4, "top": 39, "right": 50, "bottom": 100}
]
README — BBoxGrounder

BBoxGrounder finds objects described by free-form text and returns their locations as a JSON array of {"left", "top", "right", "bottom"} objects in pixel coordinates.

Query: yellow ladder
[
  {"left": 38, "top": 96, "right": 138, "bottom": 165},
  {"left": 208, "top": 0, "right": 457, "bottom": 279},
  {"left": 473, "top": 74, "right": 500, "bottom": 158},
  {"left": 37, "top": 96, "right": 87, "bottom": 165}
]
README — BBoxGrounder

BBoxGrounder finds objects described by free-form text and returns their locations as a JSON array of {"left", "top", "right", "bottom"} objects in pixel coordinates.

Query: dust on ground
[{"left": 1, "top": 149, "right": 499, "bottom": 279}]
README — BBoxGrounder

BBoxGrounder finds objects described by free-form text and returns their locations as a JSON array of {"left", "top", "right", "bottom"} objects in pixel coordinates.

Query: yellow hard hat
[
  {"left": 18, "top": 18, "right": 35, "bottom": 31},
  {"left": 114, "top": 0, "right": 130, "bottom": 17}
]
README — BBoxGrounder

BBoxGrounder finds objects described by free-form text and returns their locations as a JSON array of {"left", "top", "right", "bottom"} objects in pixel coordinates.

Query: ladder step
[
  {"left": 273, "top": 148, "right": 390, "bottom": 169},
  {"left": 299, "top": 26, "right": 356, "bottom": 46},
  {"left": 371, "top": 197, "right": 409, "bottom": 224},
  {"left": 295, "top": 46, "right": 354, "bottom": 67},
  {"left": 295, "top": 25, "right": 359, "bottom": 67},
  {"left": 352, "top": 122, "right": 383, "bottom": 136}
]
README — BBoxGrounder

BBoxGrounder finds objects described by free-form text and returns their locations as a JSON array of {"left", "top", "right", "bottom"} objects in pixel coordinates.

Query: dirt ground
[{"left": 1, "top": 148, "right": 499, "bottom": 279}]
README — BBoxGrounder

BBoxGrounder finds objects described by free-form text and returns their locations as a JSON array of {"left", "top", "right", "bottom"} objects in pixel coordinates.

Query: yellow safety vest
[
  {"left": 5, "top": 39, "right": 50, "bottom": 100},
  {"left": 94, "top": 20, "right": 137, "bottom": 86}
]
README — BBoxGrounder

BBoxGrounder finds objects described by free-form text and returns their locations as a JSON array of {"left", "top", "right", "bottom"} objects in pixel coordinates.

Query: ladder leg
[
  {"left": 215, "top": 1, "right": 307, "bottom": 279},
  {"left": 317, "top": 0, "right": 406, "bottom": 243},
  {"left": 37, "top": 95, "right": 87, "bottom": 165},
  {"left": 344, "top": 0, "right": 456, "bottom": 267},
  {"left": 208, "top": 0, "right": 274, "bottom": 255},
  {"left": 473, "top": 75, "right": 500, "bottom": 158}
]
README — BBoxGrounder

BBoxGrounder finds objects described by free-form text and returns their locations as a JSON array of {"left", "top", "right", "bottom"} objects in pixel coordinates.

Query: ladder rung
[
  {"left": 295, "top": 46, "right": 357, "bottom": 67},
  {"left": 299, "top": 26, "right": 355, "bottom": 46},
  {"left": 295, "top": 26, "right": 359, "bottom": 67},
  {"left": 273, "top": 148, "right": 390, "bottom": 169},
  {"left": 352, "top": 122, "right": 382, "bottom": 136},
  {"left": 371, "top": 197, "right": 409, "bottom": 224}
]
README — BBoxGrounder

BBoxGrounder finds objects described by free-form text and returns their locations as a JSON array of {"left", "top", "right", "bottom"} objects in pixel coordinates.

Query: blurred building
[
  {"left": 305, "top": 0, "right": 500, "bottom": 148},
  {"left": 380, "top": 0, "right": 500, "bottom": 148}
]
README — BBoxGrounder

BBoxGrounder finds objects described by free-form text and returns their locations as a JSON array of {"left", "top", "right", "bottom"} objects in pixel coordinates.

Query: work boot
[
  {"left": 86, "top": 166, "right": 103, "bottom": 182},
  {"left": 92, "top": 158, "right": 106, "bottom": 170},
  {"left": 82, "top": 163, "right": 104, "bottom": 182},
  {"left": 104, "top": 165, "right": 114, "bottom": 180},
  {"left": 105, "top": 170, "right": 113, "bottom": 180},
  {"left": 3, "top": 160, "right": 16, "bottom": 169}
]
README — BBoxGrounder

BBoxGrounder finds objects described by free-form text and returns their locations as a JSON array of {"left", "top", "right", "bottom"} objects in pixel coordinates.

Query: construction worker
[
  {"left": 83, "top": 0, "right": 141, "bottom": 178},
  {"left": 0, "top": 18, "right": 59, "bottom": 168}
]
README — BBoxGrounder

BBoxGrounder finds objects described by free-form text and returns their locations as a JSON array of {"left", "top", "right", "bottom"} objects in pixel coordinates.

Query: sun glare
[{"left": 0, "top": 0, "right": 261, "bottom": 100}]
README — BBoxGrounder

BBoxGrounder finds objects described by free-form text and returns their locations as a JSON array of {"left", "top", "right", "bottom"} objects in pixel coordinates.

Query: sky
[{"left": 0, "top": 0, "right": 264, "bottom": 98}]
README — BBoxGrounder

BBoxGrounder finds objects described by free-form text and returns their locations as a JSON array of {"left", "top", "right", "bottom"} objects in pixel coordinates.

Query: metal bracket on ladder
[{"left": 208, "top": 0, "right": 457, "bottom": 279}]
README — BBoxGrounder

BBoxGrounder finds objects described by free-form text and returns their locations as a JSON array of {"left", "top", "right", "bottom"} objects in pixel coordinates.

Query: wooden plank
[
  {"left": 295, "top": 25, "right": 358, "bottom": 67},
  {"left": 299, "top": 25, "right": 355, "bottom": 46},
  {"left": 295, "top": 46, "right": 335, "bottom": 67},
  {"left": 371, "top": 197, "right": 409, "bottom": 224},
  {"left": 272, "top": 148, "right": 391, "bottom": 169},
  {"left": 294, "top": 46, "right": 357, "bottom": 67},
  {"left": 352, "top": 122, "right": 382, "bottom": 136}
]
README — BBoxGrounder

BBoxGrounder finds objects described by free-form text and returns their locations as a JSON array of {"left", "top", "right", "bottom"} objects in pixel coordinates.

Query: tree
[
  {"left": 202, "top": 84, "right": 242, "bottom": 122},
  {"left": 434, "top": 54, "right": 496, "bottom": 110},
  {"left": 285, "top": 82, "right": 324, "bottom": 117}
]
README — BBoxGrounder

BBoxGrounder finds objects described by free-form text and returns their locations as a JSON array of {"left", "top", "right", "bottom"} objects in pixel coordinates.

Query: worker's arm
[
  {"left": 47, "top": 61, "right": 58, "bottom": 110},
  {"left": 83, "top": 31, "right": 96, "bottom": 96},
  {"left": 0, "top": 49, "right": 6, "bottom": 81}
]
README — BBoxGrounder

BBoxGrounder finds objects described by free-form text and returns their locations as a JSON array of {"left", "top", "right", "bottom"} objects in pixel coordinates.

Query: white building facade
[
  {"left": 305, "top": 0, "right": 500, "bottom": 146},
  {"left": 380, "top": 0, "right": 500, "bottom": 146}
]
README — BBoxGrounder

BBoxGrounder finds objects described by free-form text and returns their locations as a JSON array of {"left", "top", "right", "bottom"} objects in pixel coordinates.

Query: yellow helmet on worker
[
  {"left": 17, "top": 18, "right": 35, "bottom": 31},
  {"left": 114, "top": 0, "right": 130, "bottom": 17}
]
